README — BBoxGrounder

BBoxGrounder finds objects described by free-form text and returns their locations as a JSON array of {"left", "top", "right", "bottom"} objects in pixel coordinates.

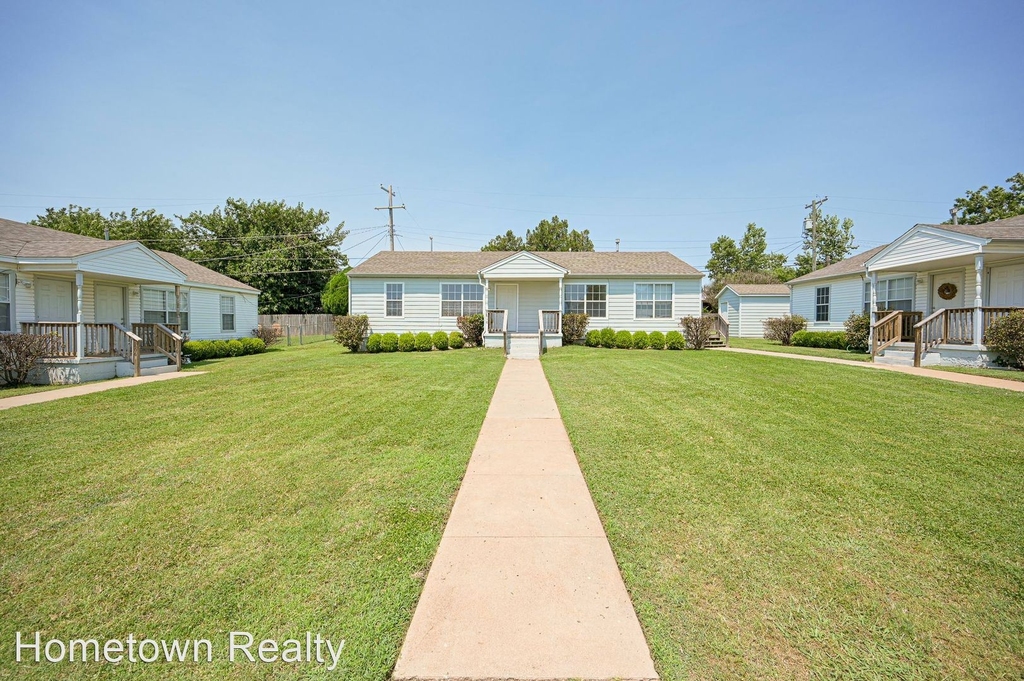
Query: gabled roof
[
  {"left": 924, "top": 214, "right": 1024, "bottom": 240},
  {"left": 787, "top": 244, "right": 889, "bottom": 285},
  {"left": 348, "top": 250, "right": 702, "bottom": 277},
  {"left": 718, "top": 283, "right": 791, "bottom": 298},
  {"left": 0, "top": 218, "right": 133, "bottom": 258},
  {"left": 154, "top": 251, "right": 259, "bottom": 292}
]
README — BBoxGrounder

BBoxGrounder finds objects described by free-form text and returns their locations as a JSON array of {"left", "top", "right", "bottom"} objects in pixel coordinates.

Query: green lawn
[
  {"left": 728, "top": 336, "right": 871, "bottom": 361},
  {"left": 931, "top": 365, "right": 1024, "bottom": 383},
  {"left": 0, "top": 343, "right": 505, "bottom": 679},
  {"left": 543, "top": 346, "right": 1023, "bottom": 679}
]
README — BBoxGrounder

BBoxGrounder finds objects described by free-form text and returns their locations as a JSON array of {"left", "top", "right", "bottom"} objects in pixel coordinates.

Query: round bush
[
  {"left": 432, "top": 330, "right": 449, "bottom": 350},
  {"left": 614, "top": 330, "right": 633, "bottom": 349},
  {"left": 211, "top": 340, "right": 230, "bottom": 357},
  {"left": 600, "top": 327, "right": 616, "bottom": 349},
  {"left": 226, "top": 339, "right": 244, "bottom": 357},
  {"left": 366, "top": 333, "right": 383, "bottom": 353},
  {"left": 380, "top": 332, "right": 399, "bottom": 352},
  {"left": 449, "top": 331, "right": 465, "bottom": 349},
  {"left": 986, "top": 309, "right": 1024, "bottom": 369},
  {"left": 415, "top": 332, "right": 433, "bottom": 351},
  {"left": 398, "top": 332, "right": 416, "bottom": 352},
  {"left": 239, "top": 337, "right": 266, "bottom": 355},
  {"left": 584, "top": 329, "right": 601, "bottom": 347},
  {"left": 632, "top": 330, "right": 650, "bottom": 349},
  {"left": 665, "top": 330, "right": 685, "bottom": 350},
  {"left": 648, "top": 330, "right": 666, "bottom": 349}
]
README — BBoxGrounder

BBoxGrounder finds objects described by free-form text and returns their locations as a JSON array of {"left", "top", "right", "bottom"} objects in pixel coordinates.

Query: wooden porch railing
[
  {"left": 132, "top": 323, "right": 183, "bottom": 370},
  {"left": 705, "top": 312, "right": 730, "bottom": 347},
  {"left": 537, "top": 309, "right": 560, "bottom": 355},
  {"left": 946, "top": 308, "right": 973, "bottom": 344},
  {"left": 871, "top": 310, "right": 903, "bottom": 356},
  {"left": 20, "top": 322, "right": 76, "bottom": 357},
  {"left": 486, "top": 309, "right": 507, "bottom": 334},
  {"left": 112, "top": 324, "right": 143, "bottom": 376},
  {"left": 22, "top": 321, "right": 143, "bottom": 375},
  {"left": 912, "top": 309, "right": 945, "bottom": 368}
]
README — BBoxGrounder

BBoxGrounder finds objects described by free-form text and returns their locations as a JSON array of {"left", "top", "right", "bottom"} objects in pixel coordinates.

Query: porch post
[
  {"left": 973, "top": 254, "right": 984, "bottom": 348},
  {"left": 75, "top": 271, "right": 85, "bottom": 359},
  {"left": 174, "top": 284, "right": 181, "bottom": 327},
  {"left": 868, "top": 272, "right": 878, "bottom": 347},
  {"left": 483, "top": 277, "right": 490, "bottom": 325}
]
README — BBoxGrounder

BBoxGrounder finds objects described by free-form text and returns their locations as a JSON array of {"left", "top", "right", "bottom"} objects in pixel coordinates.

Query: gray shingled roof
[
  {"left": 787, "top": 244, "right": 889, "bottom": 285},
  {"left": 922, "top": 214, "right": 1024, "bottom": 240},
  {"left": 719, "top": 283, "right": 791, "bottom": 297},
  {"left": 1, "top": 217, "right": 257, "bottom": 291},
  {"left": 349, "top": 250, "right": 702, "bottom": 276}
]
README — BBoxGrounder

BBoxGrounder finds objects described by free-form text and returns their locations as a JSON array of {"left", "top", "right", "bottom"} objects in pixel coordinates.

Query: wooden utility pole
[
  {"left": 375, "top": 184, "right": 406, "bottom": 251},
  {"left": 804, "top": 196, "right": 828, "bottom": 271}
]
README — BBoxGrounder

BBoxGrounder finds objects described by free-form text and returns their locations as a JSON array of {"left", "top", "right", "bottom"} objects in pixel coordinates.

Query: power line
[{"left": 375, "top": 184, "right": 406, "bottom": 251}]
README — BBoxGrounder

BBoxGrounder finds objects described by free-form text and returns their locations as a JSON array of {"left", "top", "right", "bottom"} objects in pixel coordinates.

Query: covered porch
[{"left": 478, "top": 253, "right": 566, "bottom": 356}]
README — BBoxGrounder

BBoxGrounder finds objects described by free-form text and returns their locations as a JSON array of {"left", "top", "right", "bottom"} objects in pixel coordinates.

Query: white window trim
[
  {"left": 0, "top": 270, "right": 13, "bottom": 333},
  {"left": 815, "top": 285, "right": 831, "bottom": 322},
  {"left": 863, "top": 275, "right": 915, "bottom": 314},
  {"left": 438, "top": 281, "right": 485, "bottom": 318},
  {"left": 633, "top": 281, "right": 674, "bottom": 321},
  {"left": 220, "top": 294, "right": 236, "bottom": 332},
  {"left": 385, "top": 282, "right": 404, "bottom": 318},
  {"left": 563, "top": 281, "right": 609, "bottom": 320},
  {"left": 140, "top": 286, "right": 190, "bottom": 331}
]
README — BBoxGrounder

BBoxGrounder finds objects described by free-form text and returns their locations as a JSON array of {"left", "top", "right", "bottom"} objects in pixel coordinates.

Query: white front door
[
  {"left": 35, "top": 278, "right": 74, "bottom": 321},
  {"left": 931, "top": 271, "right": 964, "bottom": 311},
  {"left": 990, "top": 263, "right": 1024, "bottom": 307},
  {"left": 495, "top": 284, "right": 519, "bottom": 332},
  {"left": 95, "top": 284, "right": 126, "bottom": 325}
]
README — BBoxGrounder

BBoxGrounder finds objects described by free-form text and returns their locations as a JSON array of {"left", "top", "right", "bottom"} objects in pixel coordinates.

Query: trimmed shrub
[
  {"left": 333, "top": 315, "right": 370, "bottom": 351},
  {"left": 415, "top": 332, "right": 433, "bottom": 351},
  {"left": 600, "top": 327, "right": 616, "bottom": 349},
  {"left": 432, "top": 330, "right": 449, "bottom": 350},
  {"left": 380, "top": 332, "right": 400, "bottom": 352},
  {"left": 398, "top": 332, "right": 416, "bottom": 352},
  {"left": 183, "top": 337, "right": 265, "bottom": 362},
  {"left": 238, "top": 337, "right": 266, "bottom": 355},
  {"left": 366, "top": 333, "right": 383, "bottom": 353},
  {"left": 614, "top": 330, "right": 633, "bottom": 349},
  {"left": 844, "top": 312, "right": 871, "bottom": 353},
  {"left": 585, "top": 329, "right": 601, "bottom": 347},
  {"left": 457, "top": 313, "right": 485, "bottom": 347},
  {"left": 763, "top": 314, "right": 807, "bottom": 346},
  {"left": 226, "top": 340, "right": 245, "bottom": 357},
  {"left": 449, "top": 331, "right": 465, "bottom": 349},
  {"left": 985, "top": 309, "right": 1024, "bottom": 369},
  {"left": 211, "top": 340, "right": 230, "bottom": 357},
  {"left": 665, "top": 330, "right": 685, "bottom": 350},
  {"left": 252, "top": 325, "right": 282, "bottom": 347},
  {"left": 648, "top": 330, "right": 666, "bottom": 350},
  {"left": 0, "top": 333, "right": 63, "bottom": 385},
  {"left": 792, "top": 330, "right": 847, "bottom": 349},
  {"left": 680, "top": 315, "right": 715, "bottom": 350},
  {"left": 632, "top": 330, "right": 650, "bottom": 349},
  {"left": 561, "top": 313, "right": 589, "bottom": 344}
]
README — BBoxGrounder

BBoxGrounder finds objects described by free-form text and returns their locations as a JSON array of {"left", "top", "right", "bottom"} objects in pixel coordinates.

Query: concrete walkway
[
  {"left": 717, "top": 347, "right": 1024, "bottom": 392},
  {"left": 393, "top": 360, "right": 658, "bottom": 681},
  {"left": 0, "top": 371, "right": 205, "bottom": 411}
]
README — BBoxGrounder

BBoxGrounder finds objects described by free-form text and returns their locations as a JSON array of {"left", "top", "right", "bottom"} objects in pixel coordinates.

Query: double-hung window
[
  {"left": 220, "top": 295, "right": 235, "bottom": 332},
  {"left": 864, "top": 276, "right": 914, "bottom": 313},
  {"left": 385, "top": 283, "right": 403, "bottom": 317},
  {"left": 0, "top": 272, "right": 11, "bottom": 332},
  {"left": 441, "top": 283, "right": 484, "bottom": 317},
  {"left": 564, "top": 284, "right": 607, "bottom": 318},
  {"left": 815, "top": 286, "right": 831, "bottom": 322},
  {"left": 142, "top": 288, "right": 190, "bottom": 330},
  {"left": 635, "top": 283, "right": 673, "bottom": 319}
]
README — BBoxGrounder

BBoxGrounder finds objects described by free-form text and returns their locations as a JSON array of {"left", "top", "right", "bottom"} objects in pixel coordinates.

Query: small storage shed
[{"left": 716, "top": 284, "right": 792, "bottom": 338}]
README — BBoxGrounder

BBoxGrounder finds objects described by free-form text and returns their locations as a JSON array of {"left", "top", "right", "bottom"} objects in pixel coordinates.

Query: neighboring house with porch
[
  {"left": 715, "top": 284, "right": 791, "bottom": 338},
  {"left": 1, "top": 218, "right": 259, "bottom": 384},
  {"left": 347, "top": 250, "right": 703, "bottom": 358},
  {"left": 788, "top": 214, "right": 1024, "bottom": 367}
]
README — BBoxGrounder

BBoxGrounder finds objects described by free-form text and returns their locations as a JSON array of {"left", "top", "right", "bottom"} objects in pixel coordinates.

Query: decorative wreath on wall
[{"left": 938, "top": 282, "right": 958, "bottom": 300}]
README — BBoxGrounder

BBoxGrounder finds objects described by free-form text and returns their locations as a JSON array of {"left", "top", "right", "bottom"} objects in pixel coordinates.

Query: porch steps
[
  {"left": 708, "top": 333, "right": 726, "bottom": 348},
  {"left": 506, "top": 333, "right": 541, "bottom": 360},
  {"left": 115, "top": 353, "right": 177, "bottom": 377},
  {"left": 874, "top": 343, "right": 940, "bottom": 367}
]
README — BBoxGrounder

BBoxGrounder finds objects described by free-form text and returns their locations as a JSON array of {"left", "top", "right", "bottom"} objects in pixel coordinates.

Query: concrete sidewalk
[
  {"left": 717, "top": 347, "right": 1024, "bottom": 393},
  {"left": 0, "top": 371, "right": 205, "bottom": 411},
  {"left": 393, "top": 360, "right": 658, "bottom": 681}
]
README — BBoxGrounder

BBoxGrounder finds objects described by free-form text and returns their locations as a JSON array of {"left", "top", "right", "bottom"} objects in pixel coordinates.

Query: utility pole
[
  {"left": 804, "top": 196, "right": 828, "bottom": 271},
  {"left": 429, "top": 236, "right": 434, "bottom": 252},
  {"left": 375, "top": 184, "right": 406, "bottom": 251},
  {"left": 949, "top": 207, "right": 959, "bottom": 225}
]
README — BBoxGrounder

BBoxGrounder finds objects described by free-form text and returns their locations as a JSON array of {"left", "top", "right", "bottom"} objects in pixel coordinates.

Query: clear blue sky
[{"left": 2, "top": 1, "right": 1022, "bottom": 271}]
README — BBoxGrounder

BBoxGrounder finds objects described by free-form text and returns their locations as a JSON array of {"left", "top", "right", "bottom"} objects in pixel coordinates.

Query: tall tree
[
  {"left": 794, "top": 211, "right": 856, "bottom": 276},
  {"left": 481, "top": 229, "right": 525, "bottom": 251},
  {"left": 321, "top": 269, "right": 350, "bottom": 316},
  {"left": 177, "top": 199, "right": 348, "bottom": 314},
  {"left": 706, "top": 223, "right": 788, "bottom": 281},
  {"left": 480, "top": 215, "right": 594, "bottom": 252},
  {"left": 31, "top": 205, "right": 187, "bottom": 255},
  {"left": 948, "top": 172, "right": 1024, "bottom": 224},
  {"left": 706, "top": 235, "right": 742, "bottom": 281}
]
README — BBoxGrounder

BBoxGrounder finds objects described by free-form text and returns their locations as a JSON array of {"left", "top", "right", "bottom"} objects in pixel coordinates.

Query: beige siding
[
  {"left": 790, "top": 275, "right": 865, "bottom": 330},
  {"left": 736, "top": 296, "right": 790, "bottom": 337}
]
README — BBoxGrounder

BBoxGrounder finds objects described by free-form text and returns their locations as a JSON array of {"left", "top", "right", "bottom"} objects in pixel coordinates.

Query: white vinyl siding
[
  {"left": 790, "top": 275, "right": 866, "bottom": 330},
  {"left": 386, "top": 283, "right": 404, "bottom": 317},
  {"left": 0, "top": 271, "right": 11, "bottom": 331},
  {"left": 220, "top": 295, "right": 236, "bottom": 332},
  {"left": 440, "top": 283, "right": 484, "bottom": 317},
  {"left": 185, "top": 287, "right": 258, "bottom": 340},
  {"left": 719, "top": 289, "right": 791, "bottom": 338},
  {"left": 142, "top": 288, "right": 190, "bottom": 330},
  {"left": 869, "top": 229, "right": 983, "bottom": 271},
  {"left": 564, "top": 283, "right": 607, "bottom": 319}
]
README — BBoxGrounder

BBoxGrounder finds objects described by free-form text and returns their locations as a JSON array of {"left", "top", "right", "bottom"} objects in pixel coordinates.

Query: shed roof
[
  {"left": 718, "top": 283, "right": 792, "bottom": 297},
  {"left": 348, "top": 250, "right": 702, "bottom": 277}
]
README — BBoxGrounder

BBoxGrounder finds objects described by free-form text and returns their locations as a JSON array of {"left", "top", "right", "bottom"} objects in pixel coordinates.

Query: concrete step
[{"left": 141, "top": 364, "right": 180, "bottom": 376}]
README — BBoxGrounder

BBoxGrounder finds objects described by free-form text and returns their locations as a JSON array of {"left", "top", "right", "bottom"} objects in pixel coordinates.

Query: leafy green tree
[
  {"left": 177, "top": 198, "right": 348, "bottom": 314},
  {"left": 794, "top": 211, "right": 856, "bottom": 276},
  {"left": 706, "top": 235, "right": 741, "bottom": 281},
  {"left": 706, "top": 223, "right": 788, "bottom": 281},
  {"left": 321, "top": 270, "right": 350, "bottom": 315},
  {"left": 481, "top": 229, "right": 525, "bottom": 251},
  {"left": 949, "top": 172, "right": 1024, "bottom": 224},
  {"left": 31, "top": 205, "right": 187, "bottom": 255}
]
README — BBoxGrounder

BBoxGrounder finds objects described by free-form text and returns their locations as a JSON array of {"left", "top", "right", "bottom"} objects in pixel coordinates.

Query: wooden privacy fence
[{"left": 257, "top": 314, "right": 337, "bottom": 345}]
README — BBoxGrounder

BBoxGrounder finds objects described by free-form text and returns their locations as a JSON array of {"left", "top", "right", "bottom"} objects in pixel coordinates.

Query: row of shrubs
[
  {"left": 583, "top": 328, "right": 688, "bottom": 350},
  {"left": 763, "top": 313, "right": 870, "bottom": 353},
  {"left": 366, "top": 331, "right": 467, "bottom": 353},
  {"left": 183, "top": 337, "right": 267, "bottom": 361}
]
